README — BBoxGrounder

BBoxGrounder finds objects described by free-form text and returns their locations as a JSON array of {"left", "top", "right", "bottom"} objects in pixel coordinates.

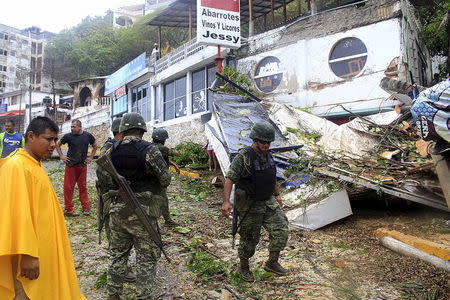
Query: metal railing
[
  {"left": 154, "top": 38, "right": 206, "bottom": 73},
  {"left": 98, "top": 97, "right": 111, "bottom": 106}
]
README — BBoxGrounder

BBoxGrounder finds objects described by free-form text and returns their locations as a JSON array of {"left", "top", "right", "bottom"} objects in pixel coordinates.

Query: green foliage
[
  {"left": 188, "top": 250, "right": 227, "bottom": 281},
  {"left": 415, "top": 2, "right": 450, "bottom": 72},
  {"left": 218, "top": 66, "right": 262, "bottom": 98},
  {"left": 332, "top": 241, "right": 349, "bottom": 250},
  {"left": 45, "top": 9, "right": 189, "bottom": 81},
  {"left": 398, "top": 281, "right": 443, "bottom": 300},
  {"left": 172, "top": 142, "right": 208, "bottom": 168},
  {"left": 173, "top": 226, "right": 191, "bottom": 234},
  {"left": 94, "top": 271, "right": 107, "bottom": 289}
]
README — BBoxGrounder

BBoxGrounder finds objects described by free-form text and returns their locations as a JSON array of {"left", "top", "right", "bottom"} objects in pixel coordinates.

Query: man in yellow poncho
[{"left": 0, "top": 116, "right": 86, "bottom": 300}]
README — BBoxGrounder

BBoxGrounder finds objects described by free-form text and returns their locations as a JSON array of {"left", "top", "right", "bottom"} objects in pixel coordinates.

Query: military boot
[
  {"left": 124, "top": 270, "right": 136, "bottom": 282},
  {"left": 264, "top": 251, "right": 288, "bottom": 275},
  {"left": 108, "top": 295, "right": 121, "bottom": 300},
  {"left": 239, "top": 257, "right": 255, "bottom": 282},
  {"left": 164, "top": 219, "right": 179, "bottom": 227}
]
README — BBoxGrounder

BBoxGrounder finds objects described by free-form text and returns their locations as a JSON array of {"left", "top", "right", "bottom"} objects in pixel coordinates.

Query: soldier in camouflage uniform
[
  {"left": 96, "top": 117, "right": 123, "bottom": 242},
  {"left": 151, "top": 128, "right": 180, "bottom": 226},
  {"left": 106, "top": 113, "right": 171, "bottom": 300},
  {"left": 221, "top": 122, "right": 289, "bottom": 282},
  {"left": 96, "top": 118, "right": 137, "bottom": 283}
]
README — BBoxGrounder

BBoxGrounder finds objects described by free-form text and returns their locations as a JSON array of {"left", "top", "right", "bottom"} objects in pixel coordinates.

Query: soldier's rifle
[
  {"left": 95, "top": 182, "right": 105, "bottom": 244},
  {"left": 96, "top": 154, "right": 171, "bottom": 262}
]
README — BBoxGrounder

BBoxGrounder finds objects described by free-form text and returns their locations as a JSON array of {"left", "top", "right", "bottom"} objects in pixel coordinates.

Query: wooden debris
[{"left": 415, "top": 139, "right": 431, "bottom": 156}]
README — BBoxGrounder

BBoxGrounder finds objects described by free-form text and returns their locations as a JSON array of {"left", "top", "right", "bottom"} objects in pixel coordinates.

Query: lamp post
[{"left": 28, "top": 84, "right": 32, "bottom": 125}]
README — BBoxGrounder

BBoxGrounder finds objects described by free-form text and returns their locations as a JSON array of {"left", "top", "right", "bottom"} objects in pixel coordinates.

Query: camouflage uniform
[
  {"left": 153, "top": 143, "right": 177, "bottom": 222},
  {"left": 96, "top": 137, "right": 117, "bottom": 242},
  {"left": 226, "top": 148, "right": 288, "bottom": 259},
  {"left": 107, "top": 136, "right": 171, "bottom": 299}
]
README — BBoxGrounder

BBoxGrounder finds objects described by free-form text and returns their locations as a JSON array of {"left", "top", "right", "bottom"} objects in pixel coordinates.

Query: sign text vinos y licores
[{"left": 197, "top": 0, "right": 241, "bottom": 48}]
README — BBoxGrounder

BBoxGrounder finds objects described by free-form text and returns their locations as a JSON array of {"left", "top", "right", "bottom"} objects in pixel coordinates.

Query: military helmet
[
  {"left": 119, "top": 112, "right": 147, "bottom": 133},
  {"left": 152, "top": 128, "right": 169, "bottom": 141},
  {"left": 111, "top": 118, "right": 122, "bottom": 133},
  {"left": 249, "top": 122, "right": 275, "bottom": 142}
]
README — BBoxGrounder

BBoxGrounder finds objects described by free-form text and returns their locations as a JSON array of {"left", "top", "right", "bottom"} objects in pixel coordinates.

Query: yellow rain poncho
[{"left": 0, "top": 149, "right": 86, "bottom": 300}]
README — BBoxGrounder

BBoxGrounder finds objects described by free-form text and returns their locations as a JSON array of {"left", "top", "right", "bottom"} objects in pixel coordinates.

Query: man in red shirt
[{"left": 55, "top": 119, "right": 97, "bottom": 216}]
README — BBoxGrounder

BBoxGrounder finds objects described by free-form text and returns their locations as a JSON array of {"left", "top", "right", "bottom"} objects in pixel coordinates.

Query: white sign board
[{"left": 197, "top": 0, "right": 241, "bottom": 48}]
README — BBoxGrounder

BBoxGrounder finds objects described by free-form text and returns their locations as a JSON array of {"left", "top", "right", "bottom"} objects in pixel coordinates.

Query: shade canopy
[{"left": 146, "top": 0, "right": 298, "bottom": 28}]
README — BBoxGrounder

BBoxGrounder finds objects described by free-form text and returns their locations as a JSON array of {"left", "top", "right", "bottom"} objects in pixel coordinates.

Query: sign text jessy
[{"left": 197, "top": 0, "right": 241, "bottom": 48}]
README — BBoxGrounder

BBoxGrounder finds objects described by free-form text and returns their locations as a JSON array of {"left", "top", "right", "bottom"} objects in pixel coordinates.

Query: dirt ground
[{"left": 44, "top": 160, "right": 450, "bottom": 300}]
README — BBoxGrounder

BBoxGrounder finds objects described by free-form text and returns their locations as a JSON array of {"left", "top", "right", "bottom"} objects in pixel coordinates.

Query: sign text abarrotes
[{"left": 197, "top": 0, "right": 241, "bottom": 49}]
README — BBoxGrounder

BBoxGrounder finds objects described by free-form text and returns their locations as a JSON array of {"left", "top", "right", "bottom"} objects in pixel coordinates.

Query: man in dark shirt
[{"left": 56, "top": 119, "right": 97, "bottom": 216}]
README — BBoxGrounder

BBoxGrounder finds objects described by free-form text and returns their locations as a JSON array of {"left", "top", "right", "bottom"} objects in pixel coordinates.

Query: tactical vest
[
  {"left": 235, "top": 147, "right": 277, "bottom": 201},
  {"left": 110, "top": 139, "right": 158, "bottom": 193},
  {"left": 153, "top": 142, "right": 170, "bottom": 165}
]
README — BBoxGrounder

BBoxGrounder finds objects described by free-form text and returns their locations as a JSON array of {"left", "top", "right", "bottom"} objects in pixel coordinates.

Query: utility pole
[
  {"left": 28, "top": 84, "right": 32, "bottom": 125},
  {"left": 51, "top": 79, "right": 57, "bottom": 122}
]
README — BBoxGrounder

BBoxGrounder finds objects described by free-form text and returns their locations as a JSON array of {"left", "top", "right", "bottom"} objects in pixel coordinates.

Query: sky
[{"left": 2, "top": 0, "right": 144, "bottom": 33}]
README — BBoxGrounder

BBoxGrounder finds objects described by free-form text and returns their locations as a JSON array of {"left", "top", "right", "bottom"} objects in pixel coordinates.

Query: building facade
[
  {"left": 0, "top": 24, "right": 54, "bottom": 94},
  {"left": 64, "top": 0, "right": 434, "bottom": 147}
]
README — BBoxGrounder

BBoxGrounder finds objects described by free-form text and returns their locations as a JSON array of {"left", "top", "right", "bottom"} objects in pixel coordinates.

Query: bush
[{"left": 172, "top": 142, "right": 208, "bottom": 168}]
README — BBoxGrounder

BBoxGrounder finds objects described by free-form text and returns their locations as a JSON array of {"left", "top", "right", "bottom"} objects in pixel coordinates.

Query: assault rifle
[
  {"left": 96, "top": 154, "right": 171, "bottom": 262},
  {"left": 95, "top": 182, "right": 105, "bottom": 244},
  {"left": 269, "top": 145, "right": 303, "bottom": 153}
]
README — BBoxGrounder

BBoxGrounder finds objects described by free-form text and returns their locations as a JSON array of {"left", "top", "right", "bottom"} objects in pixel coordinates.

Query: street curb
[{"left": 375, "top": 228, "right": 450, "bottom": 260}]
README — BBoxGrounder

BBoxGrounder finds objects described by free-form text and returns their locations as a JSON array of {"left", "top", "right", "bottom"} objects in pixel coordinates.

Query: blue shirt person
[{"left": 0, "top": 120, "right": 25, "bottom": 158}]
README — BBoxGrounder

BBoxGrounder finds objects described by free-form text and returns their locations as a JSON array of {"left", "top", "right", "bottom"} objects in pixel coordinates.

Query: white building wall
[{"left": 237, "top": 19, "right": 402, "bottom": 116}]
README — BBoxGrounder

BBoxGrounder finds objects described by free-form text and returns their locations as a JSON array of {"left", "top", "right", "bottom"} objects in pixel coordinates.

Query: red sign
[
  {"left": 115, "top": 86, "right": 126, "bottom": 98},
  {"left": 0, "top": 110, "right": 25, "bottom": 117},
  {"left": 201, "top": 0, "right": 239, "bottom": 12}
]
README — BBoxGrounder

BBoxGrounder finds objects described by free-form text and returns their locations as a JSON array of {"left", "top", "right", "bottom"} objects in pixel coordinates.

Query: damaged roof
[{"left": 145, "top": 0, "right": 297, "bottom": 28}]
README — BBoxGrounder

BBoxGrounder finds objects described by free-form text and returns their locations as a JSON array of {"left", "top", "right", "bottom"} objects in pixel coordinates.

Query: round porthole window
[
  {"left": 254, "top": 56, "right": 283, "bottom": 93},
  {"left": 329, "top": 37, "right": 367, "bottom": 79}
]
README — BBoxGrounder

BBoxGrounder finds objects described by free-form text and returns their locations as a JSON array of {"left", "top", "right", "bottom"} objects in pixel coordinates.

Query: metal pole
[
  {"left": 18, "top": 90, "right": 22, "bottom": 133},
  {"left": 248, "top": 0, "right": 254, "bottom": 36},
  {"left": 271, "top": 0, "right": 275, "bottom": 28},
  {"left": 189, "top": 4, "right": 192, "bottom": 40},
  {"left": 158, "top": 26, "right": 162, "bottom": 58},
  {"left": 215, "top": 46, "right": 224, "bottom": 73},
  {"left": 28, "top": 85, "right": 32, "bottom": 125},
  {"left": 52, "top": 79, "right": 57, "bottom": 122}
]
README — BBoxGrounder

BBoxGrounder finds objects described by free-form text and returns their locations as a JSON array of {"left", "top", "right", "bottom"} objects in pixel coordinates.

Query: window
[
  {"left": 32, "top": 42, "right": 37, "bottom": 54},
  {"left": 174, "top": 77, "right": 187, "bottom": 118},
  {"left": 112, "top": 86, "right": 127, "bottom": 116},
  {"left": 37, "top": 43, "right": 43, "bottom": 54},
  {"left": 154, "top": 86, "right": 160, "bottom": 121},
  {"left": 192, "top": 68, "right": 206, "bottom": 114},
  {"left": 206, "top": 64, "right": 217, "bottom": 110},
  {"left": 0, "top": 33, "right": 7, "bottom": 40},
  {"left": 191, "top": 63, "right": 217, "bottom": 114},
  {"left": 10, "top": 50, "right": 15, "bottom": 57},
  {"left": 163, "top": 76, "right": 187, "bottom": 121},
  {"left": 329, "top": 37, "right": 367, "bottom": 79},
  {"left": 131, "top": 84, "right": 151, "bottom": 121},
  {"left": 0, "top": 49, "right": 7, "bottom": 56},
  {"left": 163, "top": 81, "right": 175, "bottom": 121},
  {"left": 0, "top": 65, "right": 6, "bottom": 72},
  {"left": 36, "top": 72, "right": 41, "bottom": 84},
  {"left": 31, "top": 57, "right": 36, "bottom": 69},
  {"left": 37, "top": 57, "right": 42, "bottom": 70}
]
